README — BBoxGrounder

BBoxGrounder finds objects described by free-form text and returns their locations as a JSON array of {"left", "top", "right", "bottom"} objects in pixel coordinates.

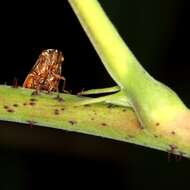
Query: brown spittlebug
[{"left": 23, "top": 49, "right": 65, "bottom": 93}]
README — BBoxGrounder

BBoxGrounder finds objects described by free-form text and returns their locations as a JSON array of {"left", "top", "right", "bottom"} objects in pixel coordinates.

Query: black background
[{"left": 0, "top": 0, "right": 190, "bottom": 189}]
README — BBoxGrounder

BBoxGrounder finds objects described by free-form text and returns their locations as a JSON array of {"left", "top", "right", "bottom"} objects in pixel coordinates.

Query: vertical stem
[
  {"left": 68, "top": 0, "right": 188, "bottom": 128},
  {"left": 68, "top": 0, "right": 139, "bottom": 88}
]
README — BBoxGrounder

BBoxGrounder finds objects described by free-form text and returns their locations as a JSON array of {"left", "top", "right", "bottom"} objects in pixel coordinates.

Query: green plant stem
[
  {"left": 68, "top": 0, "right": 190, "bottom": 156},
  {"left": 0, "top": 86, "right": 156, "bottom": 152},
  {"left": 0, "top": 85, "right": 190, "bottom": 157},
  {"left": 0, "top": 85, "right": 135, "bottom": 139},
  {"left": 68, "top": 0, "right": 187, "bottom": 125}
]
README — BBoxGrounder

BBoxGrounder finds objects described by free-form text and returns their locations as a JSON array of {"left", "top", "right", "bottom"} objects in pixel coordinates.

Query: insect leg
[
  {"left": 33, "top": 74, "right": 44, "bottom": 94},
  {"left": 52, "top": 73, "right": 68, "bottom": 93}
]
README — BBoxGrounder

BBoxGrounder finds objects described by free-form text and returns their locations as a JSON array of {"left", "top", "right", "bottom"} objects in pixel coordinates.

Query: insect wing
[
  {"left": 23, "top": 49, "right": 65, "bottom": 92},
  {"left": 23, "top": 53, "right": 48, "bottom": 88}
]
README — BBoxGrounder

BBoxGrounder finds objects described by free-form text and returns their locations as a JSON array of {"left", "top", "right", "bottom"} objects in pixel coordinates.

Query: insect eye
[{"left": 42, "top": 49, "right": 54, "bottom": 54}]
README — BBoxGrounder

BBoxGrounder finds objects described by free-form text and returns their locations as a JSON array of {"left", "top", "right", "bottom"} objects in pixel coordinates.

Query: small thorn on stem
[{"left": 12, "top": 77, "right": 18, "bottom": 88}]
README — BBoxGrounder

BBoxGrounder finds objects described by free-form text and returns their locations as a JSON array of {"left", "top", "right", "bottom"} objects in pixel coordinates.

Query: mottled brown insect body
[{"left": 23, "top": 49, "right": 65, "bottom": 92}]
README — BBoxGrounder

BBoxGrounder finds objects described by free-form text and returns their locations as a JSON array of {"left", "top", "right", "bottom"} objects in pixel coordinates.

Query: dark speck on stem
[
  {"left": 101, "top": 123, "right": 107, "bottom": 127},
  {"left": 69, "top": 120, "right": 77, "bottom": 125},
  {"left": 155, "top": 122, "right": 160, "bottom": 126},
  {"left": 84, "top": 104, "right": 91, "bottom": 107},
  {"left": 7, "top": 108, "right": 15, "bottom": 113},
  {"left": 29, "top": 102, "right": 36, "bottom": 106},
  {"left": 30, "top": 98, "right": 37, "bottom": 102},
  {"left": 54, "top": 109, "right": 60, "bottom": 115},
  {"left": 3, "top": 105, "right": 9, "bottom": 109}
]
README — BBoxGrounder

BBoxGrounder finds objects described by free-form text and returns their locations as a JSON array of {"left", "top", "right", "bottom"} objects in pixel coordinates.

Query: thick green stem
[
  {"left": 68, "top": 0, "right": 190, "bottom": 155},
  {"left": 0, "top": 85, "right": 137, "bottom": 141},
  {"left": 0, "top": 86, "right": 164, "bottom": 155},
  {"left": 68, "top": 0, "right": 134, "bottom": 87},
  {"left": 0, "top": 85, "right": 190, "bottom": 157},
  {"left": 68, "top": 0, "right": 188, "bottom": 127}
]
